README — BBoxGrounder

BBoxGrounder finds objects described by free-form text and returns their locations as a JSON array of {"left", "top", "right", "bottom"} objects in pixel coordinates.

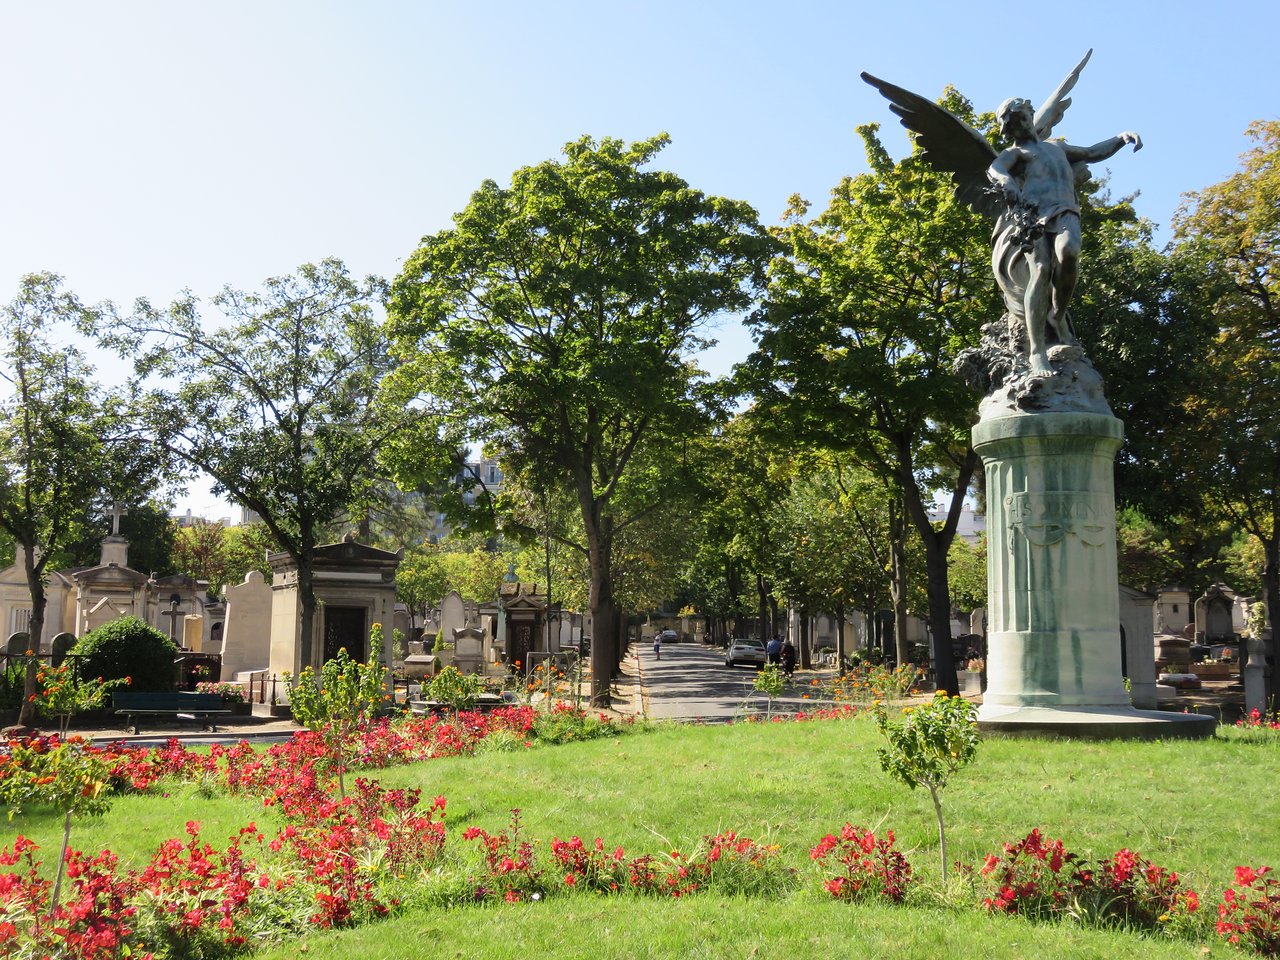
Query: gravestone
[
  {"left": 453, "top": 625, "right": 487, "bottom": 675},
  {"left": 51, "top": 632, "right": 76, "bottom": 667},
  {"left": 1196, "top": 584, "right": 1238, "bottom": 644},
  {"left": 6, "top": 631, "right": 30, "bottom": 658},
  {"left": 439, "top": 592, "right": 466, "bottom": 648}
]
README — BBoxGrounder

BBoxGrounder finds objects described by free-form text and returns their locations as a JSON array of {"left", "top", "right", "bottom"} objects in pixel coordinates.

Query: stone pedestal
[{"left": 973, "top": 412, "right": 1213, "bottom": 739}]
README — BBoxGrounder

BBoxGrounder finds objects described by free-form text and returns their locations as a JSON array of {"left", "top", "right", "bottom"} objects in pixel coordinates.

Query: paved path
[{"left": 632, "top": 641, "right": 827, "bottom": 722}]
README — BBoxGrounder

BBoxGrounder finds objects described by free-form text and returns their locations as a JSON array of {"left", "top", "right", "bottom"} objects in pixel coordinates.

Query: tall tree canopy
[
  {"left": 104, "top": 259, "right": 441, "bottom": 674},
  {"left": 1171, "top": 120, "right": 1280, "bottom": 693},
  {"left": 0, "top": 274, "right": 144, "bottom": 723},
  {"left": 743, "top": 93, "right": 1000, "bottom": 695},
  {"left": 385, "top": 134, "right": 774, "bottom": 704}
]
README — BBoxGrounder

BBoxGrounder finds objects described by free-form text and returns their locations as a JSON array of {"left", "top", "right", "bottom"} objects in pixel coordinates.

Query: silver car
[{"left": 724, "top": 637, "right": 767, "bottom": 668}]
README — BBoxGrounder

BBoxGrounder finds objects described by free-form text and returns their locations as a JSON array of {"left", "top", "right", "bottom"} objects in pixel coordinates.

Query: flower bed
[{"left": 4, "top": 707, "right": 1280, "bottom": 958}]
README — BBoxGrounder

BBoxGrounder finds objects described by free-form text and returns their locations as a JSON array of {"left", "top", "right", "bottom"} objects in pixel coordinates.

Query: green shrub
[
  {"left": 428, "top": 665, "right": 484, "bottom": 714},
  {"left": 70, "top": 616, "right": 179, "bottom": 692}
]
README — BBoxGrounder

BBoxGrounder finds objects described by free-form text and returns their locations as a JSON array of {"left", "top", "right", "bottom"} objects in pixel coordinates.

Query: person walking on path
[
  {"left": 653, "top": 633, "right": 662, "bottom": 660},
  {"left": 781, "top": 637, "right": 797, "bottom": 678},
  {"left": 766, "top": 634, "right": 782, "bottom": 666}
]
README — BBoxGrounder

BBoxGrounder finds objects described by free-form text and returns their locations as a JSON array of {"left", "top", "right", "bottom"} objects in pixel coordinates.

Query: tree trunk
[
  {"left": 835, "top": 604, "right": 846, "bottom": 671},
  {"left": 889, "top": 501, "right": 911, "bottom": 667},
  {"left": 297, "top": 560, "right": 317, "bottom": 673},
  {"left": 588, "top": 591, "right": 615, "bottom": 707},
  {"left": 923, "top": 536, "right": 959, "bottom": 696},
  {"left": 756, "top": 573, "right": 769, "bottom": 643},
  {"left": 896, "top": 445, "right": 976, "bottom": 700},
  {"left": 17, "top": 548, "right": 47, "bottom": 726},
  {"left": 613, "top": 609, "right": 625, "bottom": 675},
  {"left": 584, "top": 522, "right": 614, "bottom": 707},
  {"left": 1264, "top": 536, "right": 1279, "bottom": 710},
  {"left": 799, "top": 605, "right": 812, "bottom": 670},
  {"left": 929, "top": 784, "right": 950, "bottom": 885}
]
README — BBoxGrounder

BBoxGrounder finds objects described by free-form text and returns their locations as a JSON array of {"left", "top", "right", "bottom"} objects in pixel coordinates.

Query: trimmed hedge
[{"left": 70, "top": 616, "right": 179, "bottom": 692}]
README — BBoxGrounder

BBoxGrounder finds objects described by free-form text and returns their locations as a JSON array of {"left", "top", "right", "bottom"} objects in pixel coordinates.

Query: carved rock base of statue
[{"left": 974, "top": 411, "right": 1213, "bottom": 739}]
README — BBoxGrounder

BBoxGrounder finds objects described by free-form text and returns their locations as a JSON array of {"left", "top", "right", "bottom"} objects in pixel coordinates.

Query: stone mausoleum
[{"left": 267, "top": 536, "right": 400, "bottom": 679}]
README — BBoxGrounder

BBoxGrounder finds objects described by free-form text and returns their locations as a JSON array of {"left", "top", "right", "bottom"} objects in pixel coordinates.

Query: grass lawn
[{"left": 9, "top": 714, "right": 1277, "bottom": 958}]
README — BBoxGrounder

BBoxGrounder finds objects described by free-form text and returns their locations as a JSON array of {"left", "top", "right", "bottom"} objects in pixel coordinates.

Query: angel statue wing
[
  {"left": 1034, "top": 49, "right": 1092, "bottom": 140},
  {"left": 860, "top": 71, "right": 1001, "bottom": 218}
]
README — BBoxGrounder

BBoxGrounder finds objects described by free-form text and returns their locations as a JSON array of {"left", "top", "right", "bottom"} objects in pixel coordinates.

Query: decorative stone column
[
  {"left": 973, "top": 410, "right": 1214, "bottom": 738},
  {"left": 977, "top": 412, "right": 1127, "bottom": 707}
]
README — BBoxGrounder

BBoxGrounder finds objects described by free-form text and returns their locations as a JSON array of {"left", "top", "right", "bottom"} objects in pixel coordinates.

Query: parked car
[
  {"left": 724, "top": 637, "right": 767, "bottom": 668},
  {"left": 658, "top": 628, "right": 678, "bottom": 643}
]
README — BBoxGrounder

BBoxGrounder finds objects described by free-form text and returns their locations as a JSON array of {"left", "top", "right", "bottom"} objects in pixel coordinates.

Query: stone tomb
[
  {"left": 267, "top": 538, "right": 400, "bottom": 678},
  {"left": 498, "top": 581, "right": 547, "bottom": 670},
  {"left": 1195, "top": 584, "right": 1241, "bottom": 644},
  {"left": 1118, "top": 585, "right": 1158, "bottom": 710}
]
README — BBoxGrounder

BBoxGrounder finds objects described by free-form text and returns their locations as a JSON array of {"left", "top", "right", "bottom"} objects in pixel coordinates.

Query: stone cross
[{"left": 110, "top": 501, "right": 129, "bottom": 536}]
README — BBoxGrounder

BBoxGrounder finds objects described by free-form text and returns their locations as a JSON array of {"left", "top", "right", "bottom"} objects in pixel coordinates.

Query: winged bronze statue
[{"left": 862, "top": 51, "right": 1142, "bottom": 381}]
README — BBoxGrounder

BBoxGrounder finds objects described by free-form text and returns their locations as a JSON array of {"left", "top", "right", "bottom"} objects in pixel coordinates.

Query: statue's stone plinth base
[
  {"left": 973, "top": 411, "right": 1215, "bottom": 740},
  {"left": 977, "top": 705, "right": 1215, "bottom": 740}
]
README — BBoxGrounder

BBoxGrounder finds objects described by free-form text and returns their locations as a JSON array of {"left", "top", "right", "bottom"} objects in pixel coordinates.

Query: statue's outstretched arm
[
  {"left": 988, "top": 147, "right": 1023, "bottom": 201},
  {"left": 1065, "top": 132, "right": 1142, "bottom": 164}
]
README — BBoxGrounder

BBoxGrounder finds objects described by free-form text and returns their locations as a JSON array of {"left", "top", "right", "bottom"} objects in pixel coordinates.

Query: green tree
[
  {"left": 875, "top": 693, "right": 979, "bottom": 884},
  {"left": 170, "top": 518, "right": 280, "bottom": 592},
  {"left": 102, "top": 259, "right": 441, "bottom": 674},
  {"left": 715, "top": 413, "right": 793, "bottom": 646},
  {"left": 57, "top": 500, "right": 178, "bottom": 577},
  {"left": 946, "top": 533, "right": 987, "bottom": 616},
  {"left": 285, "top": 624, "right": 388, "bottom": 798},
  {"left": 221, "top": 522, "right": 278, "bottom": 587},
  {"left": 745, "top": 94, "right": 1000, "bottom": 696},
  {"left": 396, "top": 541, "right": 450, "bottom": 624},
  {"left": 171, "top": 519, "right": 231, "bottom": 588},
  {"left": 0, "top": 275, "right": 121, "bottom": 724},
  {"left": 768, "top": 458, "right": 896, "bottom": 664},
  {"left": 438, "top": 535, "right": 513, "bottom": 603},
  {"left": 386, "top": 135, "right": 774, "bottom": 705},
  {"left": 1172, "top": 121, "right": 1280, "bottom": 699},
  {"left": 1114, "top": 507, "right": 1179, "bottom": 593},
  {"left": 0, "top": 737, "right": 113, "bottom": 916}
]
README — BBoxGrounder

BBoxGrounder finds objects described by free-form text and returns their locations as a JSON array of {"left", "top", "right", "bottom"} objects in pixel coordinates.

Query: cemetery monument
[{"left": 864, "top": 52, "right": 1213, "bottom": 737}]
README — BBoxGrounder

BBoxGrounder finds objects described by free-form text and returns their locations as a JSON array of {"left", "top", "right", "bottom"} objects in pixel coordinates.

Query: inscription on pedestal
[{"left": 1006, "top": 492, "right": 1112, "bottom": 548}]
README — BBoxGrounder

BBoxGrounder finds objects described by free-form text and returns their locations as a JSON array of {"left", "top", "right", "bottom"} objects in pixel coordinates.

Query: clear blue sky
[{"left": 2, "top": 1, "right": 1275, "bottom": 514}]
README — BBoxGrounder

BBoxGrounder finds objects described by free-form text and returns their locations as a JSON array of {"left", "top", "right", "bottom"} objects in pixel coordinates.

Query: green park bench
[{"left": 112, "top": 691, "right": 231, "bottom": 735}]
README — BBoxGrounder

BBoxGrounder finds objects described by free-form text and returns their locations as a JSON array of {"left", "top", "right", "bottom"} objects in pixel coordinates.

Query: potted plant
[
  {"left": 963, "top": 657, "right": 985, "bottom": 694},
  {"left": 195, "top": 681, "right": 251, "bottom": 715}
]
